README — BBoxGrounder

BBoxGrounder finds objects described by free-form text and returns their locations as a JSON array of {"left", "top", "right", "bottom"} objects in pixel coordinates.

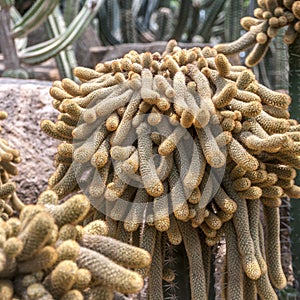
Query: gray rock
[{"left": 0, "top": 78, "right": 59, "bottom": 204}]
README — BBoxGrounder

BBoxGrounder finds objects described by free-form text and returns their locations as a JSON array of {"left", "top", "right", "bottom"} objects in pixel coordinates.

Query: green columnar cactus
[
  {"left": 19, "top": 0, "right": 105, "bottom": 65},
  {"left": 11, "top": 0, "right": 59, "bottom": 38},
  {"left": 0, "top": 0, "right": 26, "bottom": 78},
  {"left": 0, "top": 0, "right": 104, "bottom": 78},
  {"left": 44, "top": 6, "right": 78, "bottom": 80}
]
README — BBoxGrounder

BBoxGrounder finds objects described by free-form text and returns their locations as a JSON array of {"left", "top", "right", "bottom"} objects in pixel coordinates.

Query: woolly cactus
[
  {"left": 40, "top": 39, "right": 300, "bottom": 298},
  {"left": 0, "top": 111, "right": 23, "bottom": 219},
  {"left": 214, "top": 0, "right": 300, "bottom": 66},
  {"left": 0, "top": 192, "right": 151, "bottom": 299}
]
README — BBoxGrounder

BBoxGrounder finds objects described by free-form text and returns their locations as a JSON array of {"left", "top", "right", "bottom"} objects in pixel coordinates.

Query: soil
[{"left": 0, "top": 78, "right": 59, "bottom": 204}]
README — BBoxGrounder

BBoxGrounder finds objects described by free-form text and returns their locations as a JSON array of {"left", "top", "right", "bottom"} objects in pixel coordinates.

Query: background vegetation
[{"left": 0, "top": 0, "right": 299, "bottom": 298}]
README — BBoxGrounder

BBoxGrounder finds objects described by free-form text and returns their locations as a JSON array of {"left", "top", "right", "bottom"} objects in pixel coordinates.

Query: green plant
[
  {"left": 1, "top": 0, "right": 300, "bottom": 298},
  {"left": 0, "top": 0, "right": 104, "bottom": 79}
]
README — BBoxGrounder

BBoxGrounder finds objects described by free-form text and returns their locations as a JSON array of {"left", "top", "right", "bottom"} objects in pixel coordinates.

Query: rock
[{"left": 0, "top": 78, "right": 59, "bottom": 204}]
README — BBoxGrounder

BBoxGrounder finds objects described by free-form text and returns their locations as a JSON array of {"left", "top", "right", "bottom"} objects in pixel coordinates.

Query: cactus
[
  {"left": 0, "top": 0, "right": 104, "bottom": 78},
  {"left": 1, "top": 0, "right": 300, "bottom": 298},
  {"left": 155, "top": 5, "right": 173, "bottom": 41},
  {"left": 0, "top": 192, "right": 151, "bottom": 299},
  {"left": 119, "top": 0, "right": 137, "bottom": 43},
  {"left": 0, "top": 112, "right": 23, "bottom": 218},
  {"left": 80, "top": 234, "right": 151, "bottom": 268},
  {"left": 214, "top": 0, "right": 300, "bottom": 67},
  {"left": 198, "top": 0, "right": 227, "bottom": 43},
  {"left": 0, "top": 117, "right": 150, "bottom": 298},
  {"left": 19, "top": 0, "right": 104, "bottom": 65},
  {"left": 44, "top": 6, "right": 78, "bottom": 80},
  {"left": 40, "top": 39, "right": 300, "bottom": 298},
  {"left": 11, "top": 0, "right": 59, "bottom": 38},
  {"left": 0, "top": 0, "right": 26, "bottom": 78},
  {"left": 171, "top": 0, "right": 192, "bottom": 41},
  {"left": 43, "top": 194, "right": 90, "bottom": 227}
]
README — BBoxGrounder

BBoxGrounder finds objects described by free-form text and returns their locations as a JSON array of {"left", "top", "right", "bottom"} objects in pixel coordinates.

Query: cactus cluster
[
  {"left": 0, "top": 190, "right": 151, "bottom": 300},
  {"left": 0, "top": 0, "right": 104, "bottom": 79},
  {"left": 0, "top": 111, "right": 23, "bottom": 221},
  {"left": 40, "top": 40, "right": 300, "bottom": 298},
  {"left": 214, "top": 0, "right": 300, "bottom": 67}
]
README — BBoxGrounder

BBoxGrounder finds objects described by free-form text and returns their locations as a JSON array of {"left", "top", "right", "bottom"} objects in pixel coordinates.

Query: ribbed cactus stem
[
  {"left": 0, "top": 4, "right": 21, "bottom": 72},
  {"left": 288, "top": 36, "right": 300, "bottom": 293}
]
